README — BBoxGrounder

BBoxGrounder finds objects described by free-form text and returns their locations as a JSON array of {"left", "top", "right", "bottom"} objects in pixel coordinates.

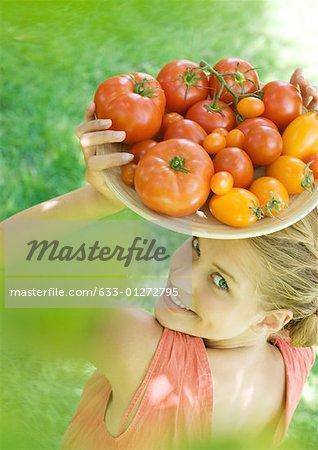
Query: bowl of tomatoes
[{"left": 94, "top": 58, "right": 318, "bottom": 238}]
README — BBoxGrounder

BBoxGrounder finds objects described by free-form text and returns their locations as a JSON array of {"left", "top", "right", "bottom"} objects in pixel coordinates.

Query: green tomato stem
[{"left": 169, "top": 156, "right": 190, "bottom": 173}]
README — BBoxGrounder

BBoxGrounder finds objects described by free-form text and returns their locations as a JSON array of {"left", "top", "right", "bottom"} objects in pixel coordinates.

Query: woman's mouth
[{"left": 163, "top": 290, "right": 197, "bottom": 315}]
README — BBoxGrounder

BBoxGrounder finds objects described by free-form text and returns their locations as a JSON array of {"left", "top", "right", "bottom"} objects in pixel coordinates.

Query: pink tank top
[{"left": 60, "top": 327, "right": 315, "bottom": 450}]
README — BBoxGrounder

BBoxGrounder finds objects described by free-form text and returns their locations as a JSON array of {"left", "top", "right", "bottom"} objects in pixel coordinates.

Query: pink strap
[{"left": 116, "top": 327, "right": 168, "bottom": 435}]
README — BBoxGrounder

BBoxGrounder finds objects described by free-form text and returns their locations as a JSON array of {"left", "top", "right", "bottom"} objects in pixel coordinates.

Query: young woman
[{"left": 1, "top": 70, "right": 317, "bottom": 450}]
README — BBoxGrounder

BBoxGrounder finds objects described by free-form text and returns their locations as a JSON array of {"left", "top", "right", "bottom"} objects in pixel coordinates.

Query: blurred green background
[{"left": 1, "top": 0, "right": 317, "bottom": 449}]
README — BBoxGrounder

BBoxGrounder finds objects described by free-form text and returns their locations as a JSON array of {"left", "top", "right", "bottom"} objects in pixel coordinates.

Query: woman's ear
[{"left": 253, "top": 309, "right": 293, "bottom": 334}]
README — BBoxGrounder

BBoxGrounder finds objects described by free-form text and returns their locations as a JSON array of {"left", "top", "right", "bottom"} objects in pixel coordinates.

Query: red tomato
[
  {"left": 94, "top": 72, "right": 165, "bottom": 144},
  {"left": 209, "top": 188, "right": 262, "bottom": 227},
  {"left": 303, "top": 154, "right": 318, "bottom": 179},
  {"left": 121, "top": 162, "right": 138, "bottom": 187},
  {"left": 203, "top": 133, "right": 227, "bottom": 154},
  {"left": 209, "top": 58, "right": 260, "bottom": 104},
  {"left": 130, "top": 140, "right": 157, "bottom": 163},
  {"left": 237, "top": 117, "right": 278, "bottom": 135},
  {"left": 249, "top": 177, "right": 289, "bottom": 217},
  {"left": 135, "top": 139, "right": 214, "bottom": 216},
  {"left": 262, "top": 81, "right": 302, "bottom": 131},
  {"left": 243, "top": 126, "right": 283, "bottom": 165},
  {"left": 164, "top": 119, "right": 207, "bottom": 145},
  {"left": 237, "top": 97, "right": 265, "bottom": 118},
  {"left": 266, "top": 155, "right": 316, "bottom": 194},
  {"left": 161, "top": 112, "right": 184, "bottom": 134},
  {"left": 186, "top": 100, "right": 236, "bottom": 133},
  {"left": 226, "top": 129, "right": 245, "bottom": 148},
  {"left": 210, "top": 171, "right": 234, "bottom": 195},
  {"left": 213, "top": 147, "right": 254, "bottom": 188},
  {"left": 157, "top": 60, "right": 209, "bottom": 113}
]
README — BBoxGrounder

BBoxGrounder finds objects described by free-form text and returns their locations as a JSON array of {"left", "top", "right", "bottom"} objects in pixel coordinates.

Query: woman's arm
[{"left": 1, "top": 183, "right": 124, "bottom": 223}]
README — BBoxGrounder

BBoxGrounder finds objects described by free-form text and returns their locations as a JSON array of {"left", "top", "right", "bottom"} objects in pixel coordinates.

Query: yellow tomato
[
  {"left": 209, "top": 188, "right": 263, "bottom": 227},
  {"left": 282, "top": 112, "right": 318, "bottom": 160}
]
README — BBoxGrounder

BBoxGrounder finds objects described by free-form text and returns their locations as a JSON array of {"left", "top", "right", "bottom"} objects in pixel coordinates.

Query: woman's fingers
[
  {"left": 306, "top": 85, "right": 318, "bottom": 111},
  {"left": 289, "top": 68, "right": 302, "bottom": 87},
  {"left": 289, "top": 68, "right": 318, "bottom": 110},
  {"left": 76, "top": 118, "right": 112, "bottom": 138},
  {"left": 87, "top": 153, "right": 134, "bottom": 171},
  {"left": 80, "top": 130, "right": 126, "bottom": 147},
  {"left": 85, "top": 101, "right": 96, "bottom": 122},
  {"left": 82, "top": 145, "right": 96, "bottom": 163}
]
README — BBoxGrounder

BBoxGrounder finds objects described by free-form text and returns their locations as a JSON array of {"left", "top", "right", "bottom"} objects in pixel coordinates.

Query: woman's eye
[
  {"left": 192, "top": 236, "right": 200, "bottom": 256},
  {"left": 210, "top": 273, "right": 229, "bottom": 291}
]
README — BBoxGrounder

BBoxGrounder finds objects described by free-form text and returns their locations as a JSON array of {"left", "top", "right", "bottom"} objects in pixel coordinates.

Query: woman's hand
[
  {"left": 290, "top": 68, "right": 318, "bottom": 111},
  {"left": 76, "top": 101, "right": 134, "bottom": 198}
]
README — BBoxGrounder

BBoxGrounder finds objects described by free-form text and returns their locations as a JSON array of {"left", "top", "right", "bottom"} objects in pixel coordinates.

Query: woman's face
[{"left": 154, "top": 236, "right": 266, "bottom": 344}]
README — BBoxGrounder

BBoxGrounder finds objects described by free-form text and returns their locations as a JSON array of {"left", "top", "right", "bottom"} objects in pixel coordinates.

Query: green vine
[{"left": 199, "top": 60, "right": 263, "bottom": 113}]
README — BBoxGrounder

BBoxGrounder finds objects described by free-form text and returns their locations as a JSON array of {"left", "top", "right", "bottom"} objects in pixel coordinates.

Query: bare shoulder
[
  {"left": 206, "top": 343, "right": 286, "bottom": 436},
  {"left": 88, "top": 307, "right": 164, "bottom": 391}
]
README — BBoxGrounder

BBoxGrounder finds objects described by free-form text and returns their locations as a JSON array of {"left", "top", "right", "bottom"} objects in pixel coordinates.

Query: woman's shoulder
[{"left": 90, "top": 308, "right": 164, "bottom": 394}]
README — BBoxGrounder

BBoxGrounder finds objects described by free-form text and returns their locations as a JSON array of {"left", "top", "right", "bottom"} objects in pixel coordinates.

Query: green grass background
[{"left": 1, "top": 0, "right": 318, "bottom": 449}]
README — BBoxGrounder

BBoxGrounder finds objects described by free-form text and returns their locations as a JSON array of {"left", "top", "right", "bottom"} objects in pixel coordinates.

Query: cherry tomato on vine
[
  {"left": 94, "top": 72, "right": 165, "bottom": 144},
  {"left": 237, "top": 117, "right": 278, "bottom": 135},
  {"left": 209, "top": 188, "right": 262, "bottom": 227},
  {"left": 303, "top": 154, "right": 318, "bottom": 179},
  {"left": 265, "top": 155, "right": 315, "bottom": 194},
  {"left": 186, "top": 99, "right": 236, "bottom": 133},
  {"left": 203, "top": 132, "right": 227, "bottom": 154},
  {"left": 134, "top": 139, "right": 214, "bottom": 216},
  {"left": 121, "top": 162, "right": 138, "bottom": 187},
  {"left": 282, "top": 112, "right": 318, "bottom": 160},
  {"left": 157, "top": 60, "right": 209, "bottom": 113},
  {"left": 249, "top": 177, "right": 289, "bottom": 217},
  {"left": 210, "top": 171, "right": 234, "bottom": 195},
  {"left": 243, "top": 125, "right": 283, "bottom": 166},
  {"left": 226, "top": 129, "right": 245, "bottom": 148},
  {"left": 130, "top": 139, "right": 157, "bottom": 163},
  {"left": 237, "top": 97, "right": 265, "bottom": 118},
  {"left": 262, "top": 81, "right": 302, "bottom": 131},
  {"left": 213, "top": 147, "right": 254, "bottom": 188},
  {"left": 164, "top": 119, "right": 207, "bottom": 145},
  {"left": 209, "top": 58, "right": 260, "bottom": 104}
]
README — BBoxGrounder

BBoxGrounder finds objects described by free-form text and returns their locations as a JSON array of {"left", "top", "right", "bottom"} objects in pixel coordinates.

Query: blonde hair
[{"left": 249, "top": 207, "right": 318, "bottom": 347}]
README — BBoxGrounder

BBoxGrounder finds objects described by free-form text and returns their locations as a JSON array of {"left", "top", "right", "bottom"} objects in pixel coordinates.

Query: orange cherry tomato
[
  {"left": 237, "top": 97, "right": 265, "bottom": 118},
  {"left": 161, "top": 112, "right": 184, "bottom": 134},
  {"left": 265, "top": 155, "right": 316, "bottom": 194},
  {"left": 203, "top": 132, "right": 227, "bottom": 154},
  {"left": 121, "top": 162, "right": 138, "bottom": 186},
  {"left": 210, "top": 171, "right": 234, "bottom": 195},
  {"left": 130, "top": 139, "right": 157, "bottom": 163},
  {"left": 213, "top": 127, "right": 228, "bottom": 137},
  {"left": 249, "top": 176, "right": 289, "bottom": 217},
  {"left": 209, "top": 188, "right": 262, "bottom": 227},
  {"left": 226, "top": 129, "right": 245, "bottom": 148},
  {"left": 303, "top": 153, "right": 318, "bottom": 179}
]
